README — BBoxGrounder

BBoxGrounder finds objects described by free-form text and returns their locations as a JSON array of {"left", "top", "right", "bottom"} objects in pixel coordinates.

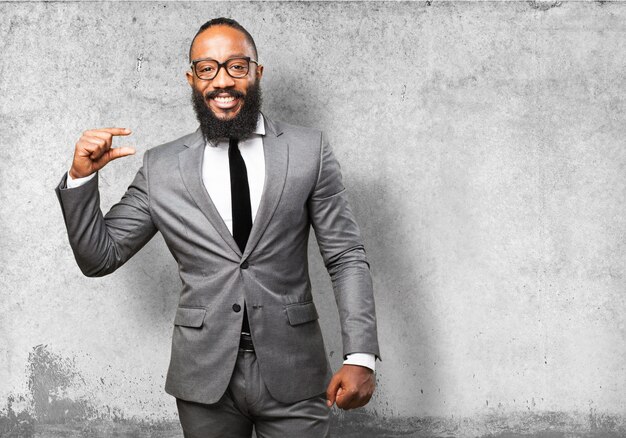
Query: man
[{"left": 55, "top": 18, "right": 379, "bottom": 437}]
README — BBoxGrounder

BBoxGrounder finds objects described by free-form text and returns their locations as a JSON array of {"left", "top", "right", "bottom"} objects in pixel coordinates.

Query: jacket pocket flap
[
  {"left": 286, "top": 301, "right": 319, "bottom": 326},
  {"left": 174, "top": 307, "right": 206, "bottom": 328}
]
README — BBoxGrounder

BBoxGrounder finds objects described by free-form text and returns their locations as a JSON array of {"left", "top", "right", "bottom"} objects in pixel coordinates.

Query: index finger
[
  {"left": 326, "top": 374, "right": 341, "bottom": 407},
  {"left": 89, "top": 127, "right": 132, "bottom": 136}
]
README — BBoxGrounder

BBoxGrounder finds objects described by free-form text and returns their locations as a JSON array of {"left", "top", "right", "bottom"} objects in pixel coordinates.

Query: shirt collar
[
  {"left": 255, "top": 113, "right": 265, "bottom": 136},
  {"left": 205, "top": 113, "right": 265, "bottom": 148}
]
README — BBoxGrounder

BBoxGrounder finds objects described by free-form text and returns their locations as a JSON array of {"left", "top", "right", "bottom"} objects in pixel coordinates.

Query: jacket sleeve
[
  {"left": 307, "top": 132, "right": 381, "bottom": 360},
  {"left": 54, "top": 151, "right": 158, "bottom": 277}
]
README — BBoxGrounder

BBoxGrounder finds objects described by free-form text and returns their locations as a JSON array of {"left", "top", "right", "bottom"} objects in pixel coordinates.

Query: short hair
[{"left": 189, "top": 18, "right": 258, "bottom": 62}]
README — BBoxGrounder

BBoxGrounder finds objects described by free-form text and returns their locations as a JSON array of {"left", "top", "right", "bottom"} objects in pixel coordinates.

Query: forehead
[{"left": 190, "top": 25, "right": 254, "bottom": 61}]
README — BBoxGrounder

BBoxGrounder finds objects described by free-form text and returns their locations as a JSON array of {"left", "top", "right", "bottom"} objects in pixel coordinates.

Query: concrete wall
[{"left": 1, "top": 1, "right": 625, "bottom": 436}]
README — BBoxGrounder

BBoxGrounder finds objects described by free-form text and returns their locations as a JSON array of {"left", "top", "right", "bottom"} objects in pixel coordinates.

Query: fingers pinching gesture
[{"left": 69, "top": 128, "right": 136, "bottom": 179}]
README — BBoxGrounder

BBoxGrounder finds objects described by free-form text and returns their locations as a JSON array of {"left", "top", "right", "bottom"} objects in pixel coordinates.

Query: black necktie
[
  {"left": 229, "top": 138, "right": 253, "bottom": 252},
  {"left": 228, "top": 137, "right": 252, "bottom": 333}
]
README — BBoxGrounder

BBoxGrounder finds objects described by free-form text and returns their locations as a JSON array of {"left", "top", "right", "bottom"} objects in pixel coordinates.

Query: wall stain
[
  {"left": 527, "top": 1, "right": 563, "bottom": 11},
  {"left": 330, "top": 410, "right": 626, "bottom": 438},
  {"left": 135, "top": 53, "right": 144, "bottom": 73},
  {"left": 133, "top": 53, "right": 144, "bottom": 89},
  {"left": 27, "top": 344, "right": 92, "bottom": 424},
  {"left": 1, "top": 345, "right": 183, "bottom": 437},
  {"left": 0, "top": 395, "right": 35, "bottom": 438}
]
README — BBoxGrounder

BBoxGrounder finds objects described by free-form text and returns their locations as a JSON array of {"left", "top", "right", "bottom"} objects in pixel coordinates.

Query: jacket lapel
[
  {"left": 243, "top": 116, "right": 289, "bottom": 259},
  {"left": 178, "top": 128, "right": 243, "bottom": 258},
  {"left": 177, "top": 115, "right": 289, "bottom": 260}
]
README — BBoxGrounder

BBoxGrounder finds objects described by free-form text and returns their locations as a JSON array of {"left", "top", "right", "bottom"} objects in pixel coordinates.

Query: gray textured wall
[{"left": 1, "top": 1, "right": 626, "bottom": 437}]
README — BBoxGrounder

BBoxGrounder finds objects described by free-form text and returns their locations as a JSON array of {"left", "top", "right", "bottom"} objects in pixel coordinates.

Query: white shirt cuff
[
  {"left": 66, "top": 170, "right": 96, "bottom": 188},
  {"left": 343, "top": 353, "right": 376, "bottom": 372}
]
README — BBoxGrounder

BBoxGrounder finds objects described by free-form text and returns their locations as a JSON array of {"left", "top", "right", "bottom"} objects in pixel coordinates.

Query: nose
[{"left": 211, "top": 65, "right": 236, "bottom": 89}]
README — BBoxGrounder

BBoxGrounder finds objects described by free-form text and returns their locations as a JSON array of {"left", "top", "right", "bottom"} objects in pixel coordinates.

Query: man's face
[{"left": 187, "top": 25, "right": 263, "bottom": 122}]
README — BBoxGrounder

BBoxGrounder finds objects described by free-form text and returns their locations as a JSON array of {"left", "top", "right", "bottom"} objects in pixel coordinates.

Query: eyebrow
[{"left": 191, "top": 53, "right": 252, "bottom": 63}]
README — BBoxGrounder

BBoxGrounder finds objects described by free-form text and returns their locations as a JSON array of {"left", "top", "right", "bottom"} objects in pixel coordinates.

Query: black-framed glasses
[{"left": 190, "top": 57, "right": 259, "bottom": 80}]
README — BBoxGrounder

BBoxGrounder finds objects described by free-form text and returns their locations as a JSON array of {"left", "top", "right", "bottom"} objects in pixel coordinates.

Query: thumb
[
  {"left": 336, "top": 387, "right": 345, "bottom": 401},
  {"left": 326, "top": 373, "right": 342, "bottom": 407}
]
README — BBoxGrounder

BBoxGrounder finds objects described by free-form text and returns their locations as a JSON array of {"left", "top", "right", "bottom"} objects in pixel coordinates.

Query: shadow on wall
[{"left": 345, "top": 175, "right": 447, "bottom": 418}]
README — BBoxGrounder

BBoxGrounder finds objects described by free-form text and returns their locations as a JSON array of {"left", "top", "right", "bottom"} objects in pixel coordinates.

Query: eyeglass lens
[{"left": 194, "top": 58, "right": 250, "bottom": 80}]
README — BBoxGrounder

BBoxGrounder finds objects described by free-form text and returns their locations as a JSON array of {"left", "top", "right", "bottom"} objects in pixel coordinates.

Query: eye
[{"left": 195, "top": 62, "right": 216, "bottom": 73}]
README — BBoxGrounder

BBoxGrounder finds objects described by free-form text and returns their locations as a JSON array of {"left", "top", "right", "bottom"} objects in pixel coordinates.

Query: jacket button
[
  {"left": 241, "top": 261, "right": 249, "bottom": 269},
  {"left": 232, "top": 303, "right": 241, "bottom": 313}
]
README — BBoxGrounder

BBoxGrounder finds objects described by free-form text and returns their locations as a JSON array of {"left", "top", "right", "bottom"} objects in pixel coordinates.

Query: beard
[{"left": 191, "top": 81, "right": 263, "bottom": 142}]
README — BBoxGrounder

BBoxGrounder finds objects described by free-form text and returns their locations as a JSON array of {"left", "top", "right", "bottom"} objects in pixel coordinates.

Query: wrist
[
  {"left": 343, "top": 352, "right": 376, "bottom": 372},
  {"left": 343, "top": 363, "right": 373, "bottom": 373},
  {"left": 66, "top": 169, "right": 96, "bottom": 188},
  {"left": 68, "top": 168, "right": 85, "bottom": 180}
]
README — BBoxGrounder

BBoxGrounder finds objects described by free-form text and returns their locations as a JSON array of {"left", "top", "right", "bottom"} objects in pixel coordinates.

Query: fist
[
  {"left": 69, "top": 127, "right": 136, "bottom": 179},
  {"left": 326, "top": 365, "right": 375, "bottom": 410}
]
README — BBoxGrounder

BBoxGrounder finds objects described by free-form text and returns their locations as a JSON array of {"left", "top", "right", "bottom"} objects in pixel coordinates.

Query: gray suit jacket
[{"left": 55, "top": 115, "right": 380, "bottom": 404}]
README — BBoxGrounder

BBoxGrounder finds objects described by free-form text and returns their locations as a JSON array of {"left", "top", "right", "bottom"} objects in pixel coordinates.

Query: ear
[
  {"left": 186, "top": 70, "right": 194, "bottom": 87},
  {"left": 255, "top": 64, "right": 264, "bottom": 81}
]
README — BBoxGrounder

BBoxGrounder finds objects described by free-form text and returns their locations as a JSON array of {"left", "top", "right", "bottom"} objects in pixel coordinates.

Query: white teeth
[{"left": 214, "top": 96, "right": 235, "bottom": 103}]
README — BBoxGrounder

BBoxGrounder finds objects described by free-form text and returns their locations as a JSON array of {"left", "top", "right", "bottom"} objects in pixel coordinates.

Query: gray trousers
[{"left": 176, "top": 349, "right": 331, "bottom": 438}]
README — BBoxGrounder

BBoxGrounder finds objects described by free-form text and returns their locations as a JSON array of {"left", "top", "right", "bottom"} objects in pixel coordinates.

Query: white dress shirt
[
  {"left": 202, "top": 118, "right": 266, "bottom": 235},
  {"left": 66, "top": 114, "right": 375, "bottom": 372}
]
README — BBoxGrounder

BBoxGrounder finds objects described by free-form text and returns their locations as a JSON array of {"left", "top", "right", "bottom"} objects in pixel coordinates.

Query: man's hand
[
  {"left": 326, "top": 364, "right": 375, "bottom": 410},
  {"left": 69, "top": 128, "right": 136, "bottom": 179}
]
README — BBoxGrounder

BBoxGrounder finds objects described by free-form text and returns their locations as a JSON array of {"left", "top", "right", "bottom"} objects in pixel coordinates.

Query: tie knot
[{"left": 229, "top": 138, "right": 239, "bottom": 148}]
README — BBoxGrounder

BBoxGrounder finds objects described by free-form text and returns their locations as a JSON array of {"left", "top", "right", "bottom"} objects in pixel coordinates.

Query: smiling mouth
[
  {"left": 215, "top": 95, "right": 235, "bottom": 103},
  {"left": 209, "top": 94, "right": 242, "bottom": 110}
]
